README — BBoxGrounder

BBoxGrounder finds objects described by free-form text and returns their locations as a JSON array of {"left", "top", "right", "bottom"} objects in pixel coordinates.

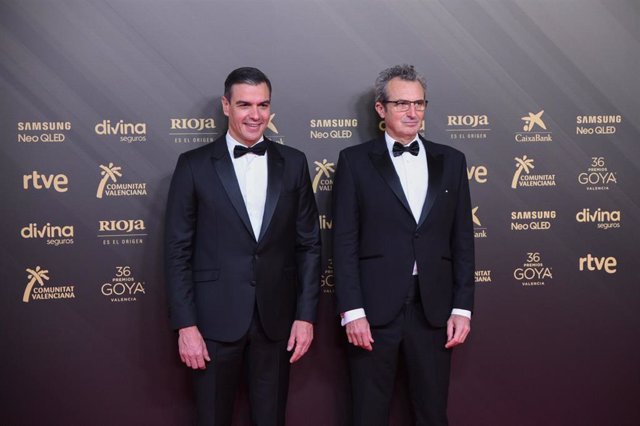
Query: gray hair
[{"left": 374, "top": 64, "right": 426, "bottom": 103}]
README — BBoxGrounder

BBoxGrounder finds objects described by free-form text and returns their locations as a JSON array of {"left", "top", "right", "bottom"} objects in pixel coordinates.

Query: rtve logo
[
  {"left": 23, "top": 171, "right": 68, "bottom": 192},
  {"left": 467, "top": 165, "right": 488, "bottom": 183},
  {"left": 578, "top": 254, "right": 617, "bottom": 274}
]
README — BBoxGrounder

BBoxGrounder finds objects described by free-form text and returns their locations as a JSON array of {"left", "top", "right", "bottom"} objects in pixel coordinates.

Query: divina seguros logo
[
  {"left": 21, "top": 222, "right": 74, "bottom": 246},
  {"left": 576, "top": 208, "right": 621, "bottom": 230},
  {"left": 95, "top": 119, "right": 146, "bottom": 143}
]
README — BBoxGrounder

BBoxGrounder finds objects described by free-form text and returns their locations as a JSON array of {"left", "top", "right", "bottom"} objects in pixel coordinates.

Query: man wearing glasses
[{"left": 333, "top": 64, "right": 475, "bottom": 426}]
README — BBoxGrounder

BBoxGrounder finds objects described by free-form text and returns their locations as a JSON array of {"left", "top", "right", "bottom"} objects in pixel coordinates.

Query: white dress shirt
[
  {"left": 342, "top": 133, "right": 470, "bottom": 325},
  {"left": 226, "top": 133, "right": 268, "bottom": 239}
]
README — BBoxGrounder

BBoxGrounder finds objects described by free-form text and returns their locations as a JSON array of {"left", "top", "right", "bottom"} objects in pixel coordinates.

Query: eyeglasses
[{"left": 383, "top": 99, "right": 428, "bottom": 112}]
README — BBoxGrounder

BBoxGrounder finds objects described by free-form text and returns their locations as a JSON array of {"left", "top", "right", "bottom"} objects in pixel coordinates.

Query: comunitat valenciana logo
[
  {"left": 100, "top": 266, "right": 146, "bottom": 303},
  {"left": 446, "top": 114, "right": 490, "bottom": 141},
  {"left": 170, "top": 117, "right": 217, "bottom": 144},
  {"left": 515, "top": 110, "right": 552, "bottom": 142},
  {"left": 22, "top": 266, "right": 76, "bottom": 303},
  {"left": 96, "top": 163, "right": 147, "bottom": 198},
  {"left": 309, "top": 118, "right": 358, "bottom": 140},
  {"left": 312, "top": 159, "right": 335, "bottom": 193},
  {"left": 95, "top": 119, "right": 146, "bottom": 143},
  {"left": 510, "top": 156, "right": 556, "bottom": 189},
  {"left": 513, "top": 252, "right": 552, "bottom": 287},
  {"left": 474, "top": 269, "right": 492, "bottom": 283}
]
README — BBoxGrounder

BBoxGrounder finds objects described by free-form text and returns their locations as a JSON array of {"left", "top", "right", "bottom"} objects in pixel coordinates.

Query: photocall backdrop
[{"left": 1, "top": 1, "right": 639, "bottom": 425}]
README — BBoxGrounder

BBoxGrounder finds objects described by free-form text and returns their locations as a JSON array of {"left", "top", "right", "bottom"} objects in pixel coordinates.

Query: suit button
[
  {"left": 253, "top": 254, "right": 259, "bottom": 260},
  {"left": 414, "top": 233, "right": 419, "bottom": 239},
  {"left": 250, "top": 280, "right": 256, "bottom": 287}
]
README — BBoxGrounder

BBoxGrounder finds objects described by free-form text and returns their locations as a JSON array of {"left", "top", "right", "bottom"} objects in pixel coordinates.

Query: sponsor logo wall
[{"left": 2, "top": 2, "right": 638, "bottom": 426}]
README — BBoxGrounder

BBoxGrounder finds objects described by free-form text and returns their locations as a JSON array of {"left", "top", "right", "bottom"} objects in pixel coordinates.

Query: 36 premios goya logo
[
  {"left": 98, "top": 219, "right": 147, "bottom": 246},
  {"left": 513, "top": 252, "right": 552, "bottom": 287},
  {"left": 310, "top": 118, "right": 358, "bottom": 141},
  {"left": 578, "top": 157, "right": 617, "bottom": 191},
  {"left": 515, "top": 110, "right": 552, "bottom": 143},
  {"left": 321, "top": 259, "right": 334, "bottom": 295},
  {"left": 511, "top": 156, "right": 556, "bottom": 189},
  {"left": 96, "top": 163, "right": 148, "bottom": 198},
  {"left": 170, "top": 117, "right": 217, "bottom": 144},
  {"left": 17, "top": 121, "right": 70, "bottom": 143},
  {"left": 447, "top": 114, "right": 490, "bottom": 141},
  {"left": 100, "top": 266, "right": 146, "bottom": 303},
  {"left": 22, "top": 266, "right": 76, "bottom": 303}
]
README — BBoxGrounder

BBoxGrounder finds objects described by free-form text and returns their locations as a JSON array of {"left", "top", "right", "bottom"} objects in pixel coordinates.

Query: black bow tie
[
  {"left": 233, "top": 142, "right": 267, "bottom": 158},
  {"left": 392, "top": 141, "right": 419, "bottom": 157}
]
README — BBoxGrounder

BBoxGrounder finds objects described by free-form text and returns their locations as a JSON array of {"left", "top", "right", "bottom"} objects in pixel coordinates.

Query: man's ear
[
  {"left": 375, "top": 102, "right": 386, "bottom": 119},
  {"left": 221, "top": 96, "right": 230, "bottom": 117}
]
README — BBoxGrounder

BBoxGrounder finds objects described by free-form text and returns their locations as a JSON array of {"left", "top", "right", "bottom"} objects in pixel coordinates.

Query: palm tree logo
[
  {"left": 472, "top": 206, "right": 481, "bottom": 227},
  {"left": 23, "top": 266, "right": 49, "bottom": 303},
  {"left": 96, "top": 163, "right": 122, "bottom": 198},
  {"left": 511, "top": 156, "right": 535, "bottom": 189},
  {"left": 312, "top": 159, "right": 335, "bottom": 193},
  {"left": 267, "top": 113, "right": 278, "bottom": 134}
]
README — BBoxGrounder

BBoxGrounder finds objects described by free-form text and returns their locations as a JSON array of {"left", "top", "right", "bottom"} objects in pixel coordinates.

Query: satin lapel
[
  {"left": 210, "top": 139, "right": 256, "bottom": 241},
  {"left": 258, "top": 140, "right": 283, "bottom": 242},
  {"left": 368, "top": 137, "right": 412, "bottom": 218},
  {"left": 417, "top": 139, "right": 443, "bottom": 229}
]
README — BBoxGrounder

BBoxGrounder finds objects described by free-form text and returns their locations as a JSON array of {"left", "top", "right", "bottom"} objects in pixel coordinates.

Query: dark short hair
[
  {"left": 374, "top": 64, "right": 426, "bottom": 103},
  {"left": 223, "top": 67, "right": 272, "bottom": 100}
]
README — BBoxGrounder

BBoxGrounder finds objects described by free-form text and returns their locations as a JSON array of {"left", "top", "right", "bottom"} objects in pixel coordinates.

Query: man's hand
[
  {"left": 445, "top": 314, "right": 471, "bottom": 349},
  {"left": 345, "top": 317, "right": 374, "bottom": 351},
  {"left": 178, "top": 325, "right": 210, "bottom": 369},
  {"left": 287, "top": 320, "right": 314, "bottom": 363}
]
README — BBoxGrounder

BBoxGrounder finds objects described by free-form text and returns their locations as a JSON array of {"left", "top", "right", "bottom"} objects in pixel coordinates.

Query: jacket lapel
[
  {"left": 368, "top": 136, "right": 413, "bottom": 219},
  {"left": 258, "top": 139, "right": 283, "bottom": 242},
  {"left": 417, "top": 137, "right": 443, "bottom": 229},
  {"left": 210, "top": 137, "right": 256, "bottom": 241}
]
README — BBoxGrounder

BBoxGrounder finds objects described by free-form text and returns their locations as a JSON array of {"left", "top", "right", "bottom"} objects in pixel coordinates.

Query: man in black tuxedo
[
  {"left": 333, "top": 64, "right": 475, "bottom": 426},
  {"left": 165, "top": 67, "right": 320, "bottom": 426}
]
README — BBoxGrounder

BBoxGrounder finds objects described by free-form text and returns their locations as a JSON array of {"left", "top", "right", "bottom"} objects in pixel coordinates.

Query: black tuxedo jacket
[
  {"left": 332, "top": 135, "right": 474, "bottom": 328},
  {"left": 164, "top": 136, "right": 321, "bottom": 342}
]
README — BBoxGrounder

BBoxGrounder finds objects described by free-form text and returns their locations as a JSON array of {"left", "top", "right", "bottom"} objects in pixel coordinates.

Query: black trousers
[
  {"left": 348, "top": 278, "right": 452, "bottom": 426},
  {"left": 193, "top": 310, "right": 290, "bottom": 426}
]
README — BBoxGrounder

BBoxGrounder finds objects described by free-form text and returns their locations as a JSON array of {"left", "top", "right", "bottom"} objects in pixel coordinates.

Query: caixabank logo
[
  {"left": 17, "top": 121, "right": 71, "bottom": 143},
  {"left": 95, "top": 119, "right": 146, "bottom": 143},
  {"left": 576, "top": 208, "right": 621, "bottom": 230},
  {"left": 446, "top": 114, "right": 490, "bottom": 141},
  {"left": 21, "top": 222, "right": 74, "bottom": 246},
  {"left": 96, "top": 163, "right": 148, "bottom": 199},
  {"left": 310, "top": 118, "right": 358, "bottom": 141},
  {"left": 472, "top": 207, "right": 487, "bottom": 239},
  {"left": 321, "top": 259, "right": 334, "bottom": 295},
  {"left": 312, "top": 159, "right": 335, "bottom": 194},
  {"left": 100, "top": 266, "right": 146, "bottom": 303},
  {"left": 578, "top": 254, "right": 617, "bottom": 274},
  {"left": 510, "top": 156, "right": 556, "bottom": 189},
  {"left": 265, "top": 113, "right": 284, "bottom": 144},
  {"left": 513, "top": 252, "right": 552, "bottom": 287},
  {"left": 576, "top": 115, "right": 621, "bottom": 136},
  {"left": 22, "top": 266, "right": 76, "bottom": 303},
  {"left": 170, "top": 117, "right": 217, "bottom": 144},
  {"left": 515, "top": 110, "right": 552, "bottom": 143},
  {"left": 98, "top": 219, "right": 147, "bottom": 246},
  {"left": 578, "top": 157, "right": 617, "bottom": 191}
]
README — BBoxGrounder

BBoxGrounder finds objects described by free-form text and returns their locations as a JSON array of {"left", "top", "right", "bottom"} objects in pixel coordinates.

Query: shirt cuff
[
  {"left": 451, "top": 308, "right": 471, "bottom": 319},
  {"left": 341, "top": 308, "right": 366, "bottom": 326}
]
